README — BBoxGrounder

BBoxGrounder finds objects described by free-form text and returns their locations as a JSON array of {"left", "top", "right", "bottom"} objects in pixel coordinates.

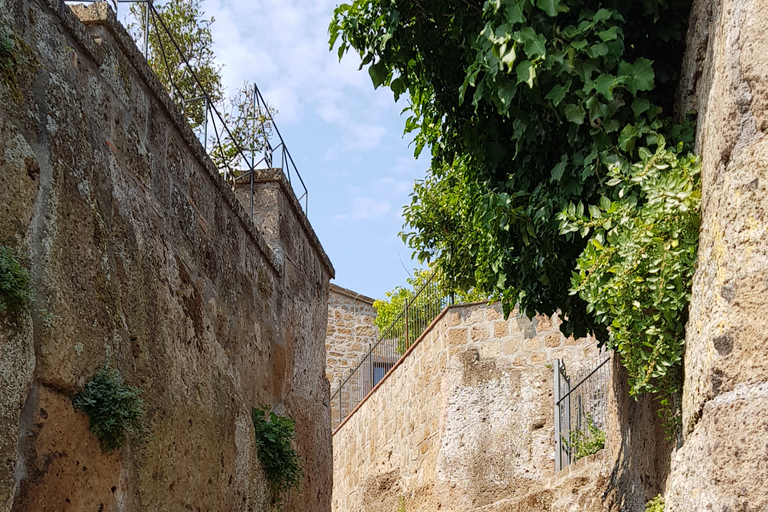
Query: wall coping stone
[{"left": 328, "top": 283, "right": 376, "bottom": 305}]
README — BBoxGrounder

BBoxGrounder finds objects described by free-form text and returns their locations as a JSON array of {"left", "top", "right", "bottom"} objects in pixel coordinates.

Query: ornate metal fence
[
  {"left": 65, "top": 0, "right": 308, "bottom": 216},
  {"left": 331, "top": 272, "right": 450, "bottom": 430},
  {"left": 553, "top": 352, "right": 611, "bottom": 471}
]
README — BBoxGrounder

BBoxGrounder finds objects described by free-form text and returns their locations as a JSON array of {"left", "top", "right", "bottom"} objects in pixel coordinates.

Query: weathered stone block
[
  {"left": 447, "top": 327, "right": 468, "bottom": 346},
  {"left": 470, "top": 325, "right": 490, "bottom": 341},
  {"left": 545, "top": 333, "right": 562, "bottom": 348}
]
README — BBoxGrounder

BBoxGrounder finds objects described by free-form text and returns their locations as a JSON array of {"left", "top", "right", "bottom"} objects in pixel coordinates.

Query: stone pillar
[{"left": 667, "top": 0, "right": 768, "bottom": 508}]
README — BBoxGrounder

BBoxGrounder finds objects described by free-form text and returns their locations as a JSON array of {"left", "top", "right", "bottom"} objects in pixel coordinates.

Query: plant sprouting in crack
[
  {"left": 73, "top": 367, "right": 147, "bottom": 454},
  {"left": 0, "top": 245, "right": 31, "bottom": 317},
  {"left": 252, "top": 405, "right": 304, "bottom": 510}
]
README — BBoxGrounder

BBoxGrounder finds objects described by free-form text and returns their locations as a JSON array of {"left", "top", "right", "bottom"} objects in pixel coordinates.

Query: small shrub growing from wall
[
  {"left": 564, "top": 415, "right": 606, "bottom": 459},
  {"left": 646, "top": 494, "right": 665, "bottom": 512},
  {"left": 0, "top": 245, "right": 31, "bottom": 316},
  {"left": 252, "top": 406, "right": 304, "bottom": 510},
  {"left": 73, "top": 367, "right": 146, "bottom": 454}
]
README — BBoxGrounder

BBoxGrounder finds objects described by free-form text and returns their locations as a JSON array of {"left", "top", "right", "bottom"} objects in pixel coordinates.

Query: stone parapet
[{"left": 332, "top": 302, "right": 602, "bottom": 511}]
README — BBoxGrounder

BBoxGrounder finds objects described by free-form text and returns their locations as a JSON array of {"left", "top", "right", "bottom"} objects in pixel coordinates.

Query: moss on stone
[{"left": 0, "top": 20, "right": 37, "bottom": 102}]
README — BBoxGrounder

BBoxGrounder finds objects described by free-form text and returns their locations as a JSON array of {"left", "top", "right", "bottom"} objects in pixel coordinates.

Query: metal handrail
[
  {"left": 65, "top": 0, "right": 309, "bottom": 215},
  {"left": 331, "top": 272, "right": 449, "bottom": 429},
  {"left": 556, "top": 355, "right": 610, "bottom": 406}
]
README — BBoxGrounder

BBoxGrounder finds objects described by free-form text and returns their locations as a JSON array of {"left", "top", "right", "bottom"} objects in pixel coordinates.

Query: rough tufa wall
[
  {"left": 332, "top": 303, "right": 607, "bottom": 512},
  {"left": 666, "top": 0, "right": 768, "bottom": 508},
  {"left": 0, "top": 1, "right": 333, "bottom": 511},
  {"left": 325, "top": 284, "right": 378, "bottom": 396}
]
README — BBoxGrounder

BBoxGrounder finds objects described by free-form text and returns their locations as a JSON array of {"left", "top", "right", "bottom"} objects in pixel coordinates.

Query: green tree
[
  {"left": 330, "top": 0, "right": 699, "bottom": 420},
  {"left": 128, "top": 2, "right": 276, "bottom": 174},
  {"left": 330, "top": 0, "right": 692, "bottom": 338},
  {"left": 128, "top": 0, "right": 223, "bottom": 130},
  {"left": 209, "top": 82, "right": 277, "bottom": 173}
]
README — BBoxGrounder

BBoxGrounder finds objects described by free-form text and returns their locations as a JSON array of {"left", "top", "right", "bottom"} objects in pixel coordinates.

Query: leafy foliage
[
  {"left": 330, "top": 0, "right": 692, "bottom": 339},
  {"left": 564, "top": 414, "right": 605, "bottom": 459},
  {"left": 73, "top": 367, "right": 146, "bottom": 454},
  {"left": 646, "top": 495, "right": 665, "bottom": 512},
  {"left": 0, "top": 245, "right": 31, "bottom": 316},
  {"left": 252, "top": 406, "right": 304, "bottom": 510},
  {"left": 559, "top": 138, "right": 700, "bottom": 422},
  {"left": 129, "top": 0, "right": 223, "bottom": 129},
  {"left": 209, "top": 82, "right": 276, "bottom": 172},
  {"left": 330, "top": 0, "right": 698, "bottom": 420}
]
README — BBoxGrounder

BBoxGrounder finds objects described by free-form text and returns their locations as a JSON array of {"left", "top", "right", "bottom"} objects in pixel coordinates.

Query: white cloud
[
  {"left": 336, "top": 197, "right": 392, "bottom": 221},
  {"left": 202, "top": 0, "right": 393, "bottom": 157}
]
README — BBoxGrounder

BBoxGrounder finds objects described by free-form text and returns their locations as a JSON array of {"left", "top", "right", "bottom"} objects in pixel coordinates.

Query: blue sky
[{"left": 191, "top": 0, "right": 429, "bottom": 300}]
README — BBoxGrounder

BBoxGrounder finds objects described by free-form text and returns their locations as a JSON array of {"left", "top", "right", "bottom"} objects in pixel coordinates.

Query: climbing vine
[{"left": 560, "top": 138, "right": 699, "bottom": 428}]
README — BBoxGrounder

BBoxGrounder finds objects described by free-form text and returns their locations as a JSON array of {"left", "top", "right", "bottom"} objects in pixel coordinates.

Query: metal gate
[{"left": 553, "top": 352, "right": 611, "bottom": 471}]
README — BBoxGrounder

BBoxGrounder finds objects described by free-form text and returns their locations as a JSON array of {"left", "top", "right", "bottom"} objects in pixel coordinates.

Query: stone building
[{"left": 325, "top": 284, "right": 379, "bottom": 391}]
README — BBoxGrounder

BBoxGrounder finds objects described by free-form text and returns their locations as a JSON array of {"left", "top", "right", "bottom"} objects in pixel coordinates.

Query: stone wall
[
  {"left": 0, "top": 2, "right": 333, "bottom": 511},
  {"left": 666, "top": 0, "right": 768, "bottom": 508},
  {"left": 331, "top": 303, "right": 604, "bottom": 512},
  {"left": 325, "top": 284, "right": 378, "bottom": 393}
]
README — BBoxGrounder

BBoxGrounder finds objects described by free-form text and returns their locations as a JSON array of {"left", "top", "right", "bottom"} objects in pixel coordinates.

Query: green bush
[
  {"left": 559, "top": 138, "right": 700, "bottom": 434},
  {"left": 73, "top": 367, "right": 146, "bottom": 454},
  {"left": 0, "top": 245, "right": 31, "bottom": 316},
  {"left": 646, "top": 494, "right": 665, "bottom": 512},
  {"left": 252, "top": 406, "right": 304, "bottom": 510},
  {"left": 564, "top": 414, "right": 605, "bottom": 459}
]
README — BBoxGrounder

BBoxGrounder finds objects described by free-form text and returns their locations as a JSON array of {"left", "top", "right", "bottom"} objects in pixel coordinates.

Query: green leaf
[
  {"left": 536, "top": 0, "right": 559, "bottom": 17},
  {"left": 505, "top": 2, "right": 525, "bottom": 24},
  {"left": 594, "top": 73, "right": 616, "bottom": 100},
  {"left": 516, "top": 60, "right": 536, "bottom": 88},
  {"left": 368, "top": 60, "right": 387, "bottom": 88},
  {"left": 498, "top": 80, "right": 517, "bottom": 107},
  {"left": 521, "top": 28, "right": 546, "bottom": 58},
  {"left": 597, "top": 26, "right": 619, "bottom": 42},
  {"left": 564, "top": 103, "right": 585, "bottom": 125},
  {"left": 501, "top": 43, "right": 517, "bottom": 69},
  {"left": 551, "top": 154, "right": 568, "bottom": 182},
  {"left": 631, "top": 97, "right": 651, "bottom": 118},
  {"left": 593, "top": 8, "right": 613, "bottom": 23},
  {"left": 390, "top": 76, "right": 406, "bottom": 100},
  {"left": 545, "top": 84, "right": 567, "bottom": 106},
  {"left": 621, "top": 58, "right": 655, "bottom": 94},
  {"left": 618, "top": 124, "right": 640, "bottom": 151}
]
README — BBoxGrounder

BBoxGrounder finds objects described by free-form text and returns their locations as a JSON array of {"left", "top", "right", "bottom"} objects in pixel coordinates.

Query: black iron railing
[
  {"left": 553, "top": 352, "right": 611, "bottom": 471},
  {"left": 331, "top": 272, "right": 450, "bottom": 430},
  {"left": 65, "top": 0, "right": 308, "bottom": 216}
]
